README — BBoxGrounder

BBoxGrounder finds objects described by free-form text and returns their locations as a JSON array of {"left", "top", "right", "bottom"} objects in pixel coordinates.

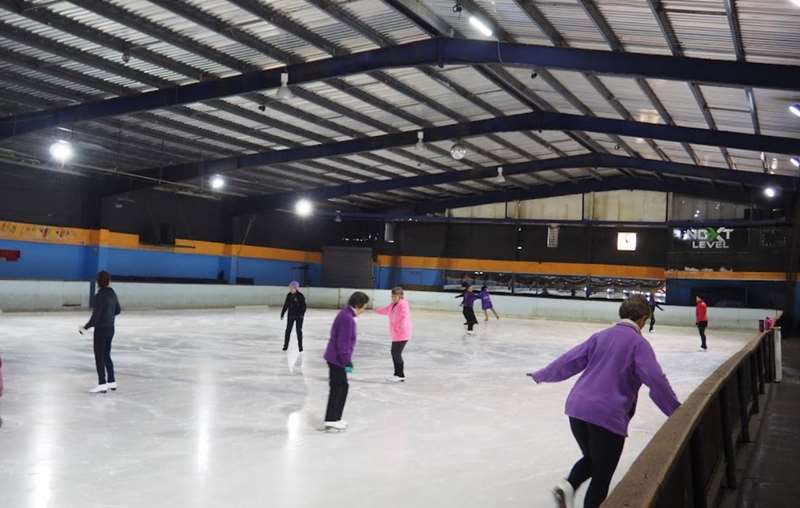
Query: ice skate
[
  {"left": 552, "top": 479, "right": 575, "bottom": 508},
  {"left": 386, "top": 375, "right": 405, "bottom": 383},
  {"left": 107, "top": 382, "right": 117, "bottom": 391},
  {"left": 89, "top": 384, "right": 108, "bottom": 394},
  {"left": 324, "top": 420, "right": 347, "bottom": 431}
]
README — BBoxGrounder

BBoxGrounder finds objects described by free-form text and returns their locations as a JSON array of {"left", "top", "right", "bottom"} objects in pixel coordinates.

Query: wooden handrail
[{"left": 603, "top": 326, "right": 777, "bottom": 507}]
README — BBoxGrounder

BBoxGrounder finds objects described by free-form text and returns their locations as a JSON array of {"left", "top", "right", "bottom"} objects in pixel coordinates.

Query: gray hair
[{"left": 619, "top": 295, "right": 651, "bottom": 322}]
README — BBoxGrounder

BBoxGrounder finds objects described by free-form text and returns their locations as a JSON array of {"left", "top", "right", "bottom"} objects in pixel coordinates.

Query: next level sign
[{"left": 673, "top": 227, "right": 734, "bottom": 249}]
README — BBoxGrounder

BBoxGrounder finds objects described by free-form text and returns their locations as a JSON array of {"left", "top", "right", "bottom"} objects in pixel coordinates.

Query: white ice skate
[
  {"left": 89, "top": 384, "right": 108, "bottom": 394},
  {"left": 386, "top": 376, "right": 405, "bottom": 383},
  {"left": 107, "top": 382, "right": 117, "bottom": 391},
  {"left": 324, "top": 420, "right": 347, "bottom": 431},
  {"left": 552, "top": 479, "right": 574, "bottom": 508}
]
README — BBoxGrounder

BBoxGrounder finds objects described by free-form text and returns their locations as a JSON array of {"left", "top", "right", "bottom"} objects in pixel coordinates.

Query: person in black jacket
[
  {"left": 281, "top": 281, "right": 307, "bottom": 352},
  {"left": 79, "top": 271, "right": 121, "bottom": 394}
]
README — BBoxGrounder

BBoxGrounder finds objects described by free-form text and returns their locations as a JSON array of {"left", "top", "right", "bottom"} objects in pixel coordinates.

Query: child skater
[
  {"left": 79, "top": 271, "right": 122, "bottom": 394},
  {"left": 280, "top": 281, "right": 307, "bottom": 352},
  {"left": 480, "top": 285, "right": 500, "bottom": 321},
  {"left": 527, "top": 295, "right": 680, "bottom": 508},
  {"left": 648, "top": 293, "right": 663, "bottom": 332},
  {"left": 323, "top": 291, "right": 370, "bottom": 431},
  {"left": 457, "top": 284, "right": 480, "bottom": 335},
  {"left": 375, "top": 287, "right": 412, "bottom": 383}
]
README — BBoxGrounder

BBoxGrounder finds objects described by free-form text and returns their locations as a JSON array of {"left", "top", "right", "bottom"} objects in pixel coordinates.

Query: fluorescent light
[
  {"left": 210, "top": 174, "right": 225, "bottom": 190},
  {"left": 416, "top": 131, "right": 426, "bottom": 152},
  {"left": 497, "top": 166, "right": 506, "bottom": 182},
  {"left": 790, "top": 103, "right": 800, "bottom": 118},
  {"left": 49, "top": 140, "right": 73, "bottom": 163},
  {"left": 295, "top": 198, "right": 313, "bottom": 217},
  {"left": 791, "top": 157, "right": 800, "bottom": 168},
  {"left": 764, "top": 187, "right": 776, "bottom": 199},
  {"left": 469, "top": 16, "right": 493, "bottom": 38}
]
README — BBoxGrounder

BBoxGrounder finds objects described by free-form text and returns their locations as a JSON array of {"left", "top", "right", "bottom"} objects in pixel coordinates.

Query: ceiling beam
[
  {"left": 3, "top": 37, "right": 800, "bottom": 140},
  {"left": 110, "top": 110, "right": 800, "bottom": 193},
  {"left": 233, "top": 153, "right": 796, "bottom": 215}
]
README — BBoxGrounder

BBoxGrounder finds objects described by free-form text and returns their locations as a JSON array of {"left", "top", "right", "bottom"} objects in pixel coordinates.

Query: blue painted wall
[
  {"left": 376, "top": 266, "right": 444, "bottom": 288},
  {"left": 0, "top": 239, "right": 322, "bottom": 286}
]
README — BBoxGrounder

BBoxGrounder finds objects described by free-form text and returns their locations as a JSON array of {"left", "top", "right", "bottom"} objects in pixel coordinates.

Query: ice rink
[{"left": 0, "top": 306, "right": 754, "bottom": 508}]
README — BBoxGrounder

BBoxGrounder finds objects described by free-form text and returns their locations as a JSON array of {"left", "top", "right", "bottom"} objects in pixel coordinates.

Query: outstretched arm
[
  {"left": 280, "top": 294, "right": 290, "bottom": 318},
  {"left": 634, "top": 341, "right": 681, "bottom": 416},
  {"left": 529, "top": 336, "right": 595, "bottom": 383}
]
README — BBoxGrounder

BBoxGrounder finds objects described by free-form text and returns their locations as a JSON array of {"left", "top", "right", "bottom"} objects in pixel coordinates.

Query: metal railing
[{"left": 604, "top": 327, "right": 781, "bottom": 508}]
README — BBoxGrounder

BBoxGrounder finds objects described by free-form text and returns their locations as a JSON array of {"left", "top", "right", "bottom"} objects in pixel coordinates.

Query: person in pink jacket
[{"left": 375, "top": 286, "right": 412, "bottom": 383}]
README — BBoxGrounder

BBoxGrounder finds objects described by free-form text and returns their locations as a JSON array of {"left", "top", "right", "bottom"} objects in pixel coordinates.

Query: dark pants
[
  {"left": 567, "top": 417, "right": 625, "bottom": 508},
  {"left": 649, "top": 306, "right": 656, "bottom": 331},
  {"left": 283, "top": 317, "right": 304, "bottom": 351},
  {"left": 697, "top": 321, "right": 708, "bottom": 349},
  {"left": 93, "top": 327, "right": 115, "bottom": 385},
  {"left": 463, "top": 307, "right": 478, "bottom": 331},
  {"left": 325, "top": 362, "right": 349, "bottom": 422},
  {"left": 391, "top": 341, "right": 407, "bottom": 378}
]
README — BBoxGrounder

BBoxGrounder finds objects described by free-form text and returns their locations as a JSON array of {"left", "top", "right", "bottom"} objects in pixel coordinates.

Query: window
[{"left": 617, "top": 232, "right": 637, "bottom": 251}]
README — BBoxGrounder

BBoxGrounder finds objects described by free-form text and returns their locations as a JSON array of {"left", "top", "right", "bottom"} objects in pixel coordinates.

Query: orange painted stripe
[
  {"left": 376, "top": 255, "right": 665, "bottom": 279},
  {"left": 0, "top": 219, "right": 320, "bottom": 264},
  {"left": 665, "top": 270, "right": 787, "bottom": 282}
]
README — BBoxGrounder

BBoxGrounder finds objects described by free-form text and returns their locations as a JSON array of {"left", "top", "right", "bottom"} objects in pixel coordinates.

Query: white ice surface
[{"left": 0, "top": 308, "right": 753, "bottom": 508}]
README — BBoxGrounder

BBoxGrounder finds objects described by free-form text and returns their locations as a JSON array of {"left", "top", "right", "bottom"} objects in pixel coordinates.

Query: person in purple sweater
[
  {"left": 456, "top": 284, "right": 480, "bottom": 335},
  {"left": 527, "top": 295, "right": 680, "bottom": 508},
  {"left": 323, "top": 291, "right": 370, "bottom": 431}
]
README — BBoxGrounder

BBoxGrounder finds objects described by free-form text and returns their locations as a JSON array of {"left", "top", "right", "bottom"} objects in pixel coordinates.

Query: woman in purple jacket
[
  {"left": 323, "top": 291, "right": 370, "bottom": 431},
  {"left": 527, "top": 295, "right": 680, "bottom": 508}
]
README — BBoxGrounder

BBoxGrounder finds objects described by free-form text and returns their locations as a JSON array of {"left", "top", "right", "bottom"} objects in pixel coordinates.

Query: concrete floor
[{"left": 0, "top": 307, "right": 754, "bottom": 508}]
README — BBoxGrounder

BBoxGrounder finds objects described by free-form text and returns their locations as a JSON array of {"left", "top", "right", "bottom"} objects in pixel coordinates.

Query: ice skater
[
  {"left": 375, "top": 287, "right": 412, "bottom": 383},
  {"left": 696, "top": 296, "right": 708, "bottom": 351},
  {"left": 527, "top": 295, "right": 680, "bottom": 508},
  {"left": 457, "top": 284, "right": 479, "bottom": 335},
  {"left": 280, "top": 281, "right": 307, "bottom": 352},
  {"left": 79, "top": 271, "right": 121, "bottom": 394},
  {"left": 648, "top": 293, "right": 663, "bottom": 332},
  {"left": 480, "top": 285, "right": 500, "bottom": 321},
  {"left": 323, "top": 291, "right": 369, "bottom": 431}
]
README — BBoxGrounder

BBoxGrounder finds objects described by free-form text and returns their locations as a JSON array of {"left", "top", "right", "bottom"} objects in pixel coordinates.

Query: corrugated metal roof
[{"left": 0, "top": 0, "right": 797, "bottom": 209}]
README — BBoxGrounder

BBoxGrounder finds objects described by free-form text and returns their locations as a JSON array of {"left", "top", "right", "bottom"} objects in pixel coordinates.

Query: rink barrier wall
[
  {"left": 0, "top": 281, "right": 775, "bottom": 330},
  {"left": 604, "top": 327, "right": 781, "bottom": 508}
]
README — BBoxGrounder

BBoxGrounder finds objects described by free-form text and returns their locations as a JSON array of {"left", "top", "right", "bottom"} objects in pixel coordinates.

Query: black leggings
[
  {"left": 325, "top": 362, "right": 349, "bottom": 422},
  {"left": 567, "top": 417, "right": 625, "bottom": 508},
  {"left": 93, "top": 327, "right": 115, "bottom": 385},
  {"left": 391, "top": 341, "right": 407, "bottom": 378},
  {"left": 463, "top": 307, "right": 478, "bottom": 331},
  {"left": 284, "top": 317, "right": 304, "bottom": 351},
  {"left": 697, "top": 321, "right": 708, "bottom": 349}
]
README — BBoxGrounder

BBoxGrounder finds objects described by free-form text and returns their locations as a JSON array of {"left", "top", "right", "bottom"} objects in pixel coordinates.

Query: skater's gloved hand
[
  {"left": 525, "top": 373, "right": 540, "bottom": 384},
  {"left": 78, "top": 326, "right": 87, "bottom": 335},
  {"left": 345, "top": 362, "right": 353, "bottom": 374}
]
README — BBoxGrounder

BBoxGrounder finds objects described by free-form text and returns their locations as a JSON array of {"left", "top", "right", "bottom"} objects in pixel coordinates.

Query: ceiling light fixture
[
  {"left": 334, "top": 211, "right": 342, "bottom": 223},
  {"left": 295, "top": 198, "right": 313, "bottom": 217},
  {"left": 276, "top": 72, "right": 293, "bottom": 100},
  {"left": 49, "top": 140, "right": 73, "bottom": 163},
  {"left": 497, "top": 166, "right": 506, "bottom": 182},
  {"left": 450, "top": 141, "right": 466, "bottom": 160},
  {"left": 416, "top": 131, "right": 426, "bottom": 152},
  {"left": 764, "top": 186, "right": 777, "bottom": 199},
  {"left": 790, "top": 103, "right": 800, "bottom": 118},
  {"left": 210, "top": 174, "right": 225, "bottom": 190},
  {"left": 791, "top": 157, "right": 800, "bottom": 168},
  {"left": 468, "top": 16, "right": 493, "bottom": 38}
]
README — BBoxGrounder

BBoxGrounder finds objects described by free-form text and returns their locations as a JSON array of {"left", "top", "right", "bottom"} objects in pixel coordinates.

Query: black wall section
[
  {"left": 667, "top": 227, "right": 788, "bottom": 272},
  {"left": 102, "top": 190, "right": 231, "bottom": 244},
  {"left": 381, "top": 223, "right": 669, "bottom": 268},
  {"left": 0, "top": 165, "right": 101, "bottom": 228}
]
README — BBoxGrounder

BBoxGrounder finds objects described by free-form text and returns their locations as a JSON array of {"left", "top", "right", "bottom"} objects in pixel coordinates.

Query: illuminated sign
[{"left": 673, "top": 227, "right": 734, "bottom": 249}]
